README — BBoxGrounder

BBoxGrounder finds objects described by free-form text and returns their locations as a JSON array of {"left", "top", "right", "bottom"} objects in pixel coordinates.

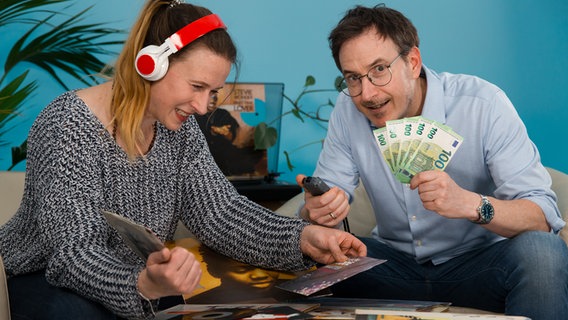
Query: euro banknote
[{"left": 373, "top": 117, "right": 463, "bottom": 183}]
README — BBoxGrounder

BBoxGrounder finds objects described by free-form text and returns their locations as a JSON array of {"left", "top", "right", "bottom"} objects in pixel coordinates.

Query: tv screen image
[{"left": 195, "top": 83, "right": 284, "bottom": 182}]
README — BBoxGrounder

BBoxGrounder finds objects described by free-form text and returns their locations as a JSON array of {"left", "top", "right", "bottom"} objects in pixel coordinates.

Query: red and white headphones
[{"left": 135, "top": 14, "right": 226, "bottom": 81}]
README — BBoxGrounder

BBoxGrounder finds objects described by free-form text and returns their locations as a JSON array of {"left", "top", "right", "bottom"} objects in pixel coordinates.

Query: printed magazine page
[
  {"left": 354, "top": 309, "right": 530, "bottom": 320},
  {"left": 102, "top": 210, "right": 164, "bottom": 260},
  {"left": 102, "top": 212, "right": 305, "bottom": 303},
  {"left": 155, "top": 303, "right": 319, "bottom": 320},
  {"left": 298, "top": 297, "right": 450, "bottom": 319},
  {"left": 167, "top": 237, "right": 309, "bottom": 304},
  {"left": 101, "top": 213, "right": 400, "bottom": 313},
  {"left": 276, "top": 257, "right": 386, "bottom": 296}
]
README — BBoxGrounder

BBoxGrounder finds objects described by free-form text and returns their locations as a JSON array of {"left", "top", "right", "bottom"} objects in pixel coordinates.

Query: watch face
[{"left": 480, "top": 200, "right": 494, "bottom": 223}]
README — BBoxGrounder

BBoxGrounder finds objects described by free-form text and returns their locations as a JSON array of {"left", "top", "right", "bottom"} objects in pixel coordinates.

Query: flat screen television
[{"left": 195, "top": 82, "right": 284, "bottom": 182}]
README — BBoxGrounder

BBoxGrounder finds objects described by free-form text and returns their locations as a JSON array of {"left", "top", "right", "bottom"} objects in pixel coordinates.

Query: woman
[{"left": 0, "top": 1, "right": 365, "bottom": 319}]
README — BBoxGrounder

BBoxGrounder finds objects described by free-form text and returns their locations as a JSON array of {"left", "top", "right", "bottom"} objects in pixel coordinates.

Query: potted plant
[{"left": 0, "top": 0, "right": 123, "bottom": 170}]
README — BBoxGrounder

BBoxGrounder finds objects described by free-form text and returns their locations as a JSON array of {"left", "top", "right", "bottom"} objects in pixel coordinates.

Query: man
[{"left": 296, "top": 4, "right": 568, "bottom": 319}]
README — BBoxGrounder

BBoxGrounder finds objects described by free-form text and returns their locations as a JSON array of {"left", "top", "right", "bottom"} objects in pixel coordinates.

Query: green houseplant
[
  {"left": 281, "top": 75, "right": 343, "bottom": 170},
  {"left": 0, "top": 0, "right": 123, "bottom": 170}
]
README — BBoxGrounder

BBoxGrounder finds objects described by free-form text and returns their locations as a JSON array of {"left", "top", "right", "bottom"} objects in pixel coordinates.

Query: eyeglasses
[{"left": 338, "top": 53, "right": 402, "bottom": 97}]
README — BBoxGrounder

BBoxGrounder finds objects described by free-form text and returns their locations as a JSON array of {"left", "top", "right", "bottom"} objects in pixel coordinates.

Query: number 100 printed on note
[{"left": 373, "top": 117, "right": 463, "bottom": 184}]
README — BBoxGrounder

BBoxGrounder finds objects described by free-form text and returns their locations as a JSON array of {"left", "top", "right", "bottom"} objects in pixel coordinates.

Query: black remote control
[
  {"left": 302, "top": 176, "right": 331, "bottom": 196},
  {"left": 302, "top": 176, "right": 351, "bottom": 233}
]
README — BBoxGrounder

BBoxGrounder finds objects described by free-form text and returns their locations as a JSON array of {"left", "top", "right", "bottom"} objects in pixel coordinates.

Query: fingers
[
  {"left": 409, "top": 170, "right": 433, "bottom": 189},
  {"left": 304, "top": 187, "right": 349, "bottom": 226},
  {"left": 326, "top": 241, "right": 348, "bottom": 263},
  {"left": 147, "top": 247, "right": 171, "bottom": 266},
  {"left": 342, "top": 236, "right": 367, "bottom": 257},
  {"left": 411, "top": 171, "right": 448, "bottom": 203},
  {"left": 144, "top": 247, "right": 202, "bottom": 297},
  {"left": 411, "top": 171, "right": 469, "bottom": 218},
  {"left": 296, "top": 174, "right": 307, "bottom": 187},
  {"left": 169, "top": 247, "right": 202, "bottom": 294},
  {"left": 332, "top": 232, "right": 367, "bottom": 261},
  {"left": 300, "top": 225, "right": 367, "bottom": 265}
]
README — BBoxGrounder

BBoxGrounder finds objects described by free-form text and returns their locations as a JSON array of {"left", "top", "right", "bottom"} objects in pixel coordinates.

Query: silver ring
[{"left": 329, "top": 212, "right": 336, "bottom": 220}]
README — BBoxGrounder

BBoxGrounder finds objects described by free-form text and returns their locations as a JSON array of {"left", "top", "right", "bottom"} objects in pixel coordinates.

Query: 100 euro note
[
  {"left": 373, "top": 126, "right": 394, "bottom": 172},
  {"left": 373, "top": 117, "right": 463, "bottom": 183},
  {"left": 397, "top": 116, "right": 421, "bottom": 170},
  {"left": 394, "top": 121, "right": 463, "bottom": 183},
  {"left": 373, "top": 119, "right": 418, "bottom": 174},
  {"left": 386, "top": 119, "right": 405, "bottom": 171},
  {"left": 397, "top": 117, "right": 434, "bottom": 172}
]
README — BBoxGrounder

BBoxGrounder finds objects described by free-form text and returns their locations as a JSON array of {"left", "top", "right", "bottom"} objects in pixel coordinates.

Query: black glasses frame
[{"left": 338, "top": 53, "right": 403, "bottom": 97}]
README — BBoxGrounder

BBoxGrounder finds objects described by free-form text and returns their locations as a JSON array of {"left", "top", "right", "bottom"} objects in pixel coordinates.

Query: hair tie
[{"left": 169, "top": 0, "right": 182, "bottom": 8}]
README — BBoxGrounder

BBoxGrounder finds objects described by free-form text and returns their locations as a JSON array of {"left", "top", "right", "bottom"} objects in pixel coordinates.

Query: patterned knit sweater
[{"left": 0, "top": 91, "right": 313, "bottom": 319}]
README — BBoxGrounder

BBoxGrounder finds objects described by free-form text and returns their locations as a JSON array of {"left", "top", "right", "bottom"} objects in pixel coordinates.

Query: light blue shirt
[{"left": 313, "top": 65, "right": 565, "bottom": 264}]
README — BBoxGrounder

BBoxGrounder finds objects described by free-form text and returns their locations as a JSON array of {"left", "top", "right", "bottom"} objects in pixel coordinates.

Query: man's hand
[
  {"left": 300, "top": 224, "right": 367, "bottom": 265},
  {"left": 410, "top": 170, "right": 550, "bottom": 237},
  {"left": 410, "top": 170, "right": 479, "bottom": 220},
  {"left": 137, "top": 246, "right": 202, "bottom": 300},
  {"left": 296, "top": 174, "right": 350, "bottom": 227}
]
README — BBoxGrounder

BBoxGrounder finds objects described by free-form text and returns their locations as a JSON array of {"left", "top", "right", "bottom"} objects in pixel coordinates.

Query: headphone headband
[
  {"left": 135, "top": 14, "right": 227, "bottom": 81},
  {"left": 168, "top": 14, "right": 226, "bottom": 52}
]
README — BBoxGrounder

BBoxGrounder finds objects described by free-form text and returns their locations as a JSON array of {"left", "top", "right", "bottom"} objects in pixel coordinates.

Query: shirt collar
[{"left": 420, "top": 65, "right": 447, "bottom": 125}]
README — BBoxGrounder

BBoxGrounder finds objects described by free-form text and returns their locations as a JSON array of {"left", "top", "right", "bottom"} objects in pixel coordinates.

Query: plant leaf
[
  {"left": 9, "top": 139, "right": 27, "bottom": 171},
  {"left": 0, "top": 0, "right": 66, "bottom": 28},
  {"left": 0, "top": 71, "right": 37, "bottom": 142},
  {"left": 0, "top": 0, "right": 122, "bottom": 169},
  {"left": 4, "top": 6, "right": 123, "bottom": 89},
  {"left": 283, "top": 150, "right": 294, "bottom": 171},
  {"left": 253, "top": 122, "right": 278, "bottom": 150},
  {"left": 304, "top": 75, "right": 316, "bottom": 87},
  {"left": 291, "top": 109, "right": 304, "bottom": 122},
  {"left": 0, "top": 71, "right": 35, "bottom": 114}
]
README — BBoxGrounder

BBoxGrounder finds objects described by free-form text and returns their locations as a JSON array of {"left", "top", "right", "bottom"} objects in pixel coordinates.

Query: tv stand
[{"left": 232, "top": 179, "right": 301, "bottom": 211}]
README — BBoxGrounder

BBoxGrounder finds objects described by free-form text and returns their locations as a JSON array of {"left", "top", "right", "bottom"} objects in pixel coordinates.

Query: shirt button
[
  {"left": 411, "top": 215, "right": 417, "bottom": 221},
  {"left": 416, "top": 240, "right": 422, "bottom": 246}
]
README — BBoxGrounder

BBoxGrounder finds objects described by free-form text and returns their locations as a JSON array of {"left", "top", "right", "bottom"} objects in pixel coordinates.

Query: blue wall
[{"left": 2, "top": 0, "right": 567, "bottom": 183}]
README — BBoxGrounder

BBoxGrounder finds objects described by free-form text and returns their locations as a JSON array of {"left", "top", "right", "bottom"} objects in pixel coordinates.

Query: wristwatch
[{"left": 473, "top": 194, "right": 494, "bottom": 224}]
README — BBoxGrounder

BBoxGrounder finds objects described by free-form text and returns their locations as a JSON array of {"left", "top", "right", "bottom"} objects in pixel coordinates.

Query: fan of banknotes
[{"left": 373, "top": 116, "right": 463, "bottom": 183}]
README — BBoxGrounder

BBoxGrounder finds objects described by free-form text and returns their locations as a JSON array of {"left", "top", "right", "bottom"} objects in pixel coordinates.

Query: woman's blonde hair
[{"left": 111, "top": 0, "right": 237, "bottom": 159}]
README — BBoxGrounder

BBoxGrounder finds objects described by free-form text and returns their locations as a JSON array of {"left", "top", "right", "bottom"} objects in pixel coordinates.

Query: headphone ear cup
[{"left": 135, "top": 45, "right": 169, "bottom": 81}]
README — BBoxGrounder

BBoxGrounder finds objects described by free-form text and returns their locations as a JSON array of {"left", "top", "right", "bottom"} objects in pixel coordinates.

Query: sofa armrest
[
  {"left": 0, "top": 255, "right": 10, "bottom": 320},
  {"left": 0, "top": 171, "right": 25, "bottom": 226},
  {"left": 547, "top": 167, "right": 568, "bottom": 243}
]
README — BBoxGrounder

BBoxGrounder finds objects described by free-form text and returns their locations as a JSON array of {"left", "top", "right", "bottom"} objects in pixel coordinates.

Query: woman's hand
[
  {"left": 137, "top": 246, "right": 202, "bottom": 300},
  {"left": 300, "top": 224, "right": 367, "bottom": 265}
]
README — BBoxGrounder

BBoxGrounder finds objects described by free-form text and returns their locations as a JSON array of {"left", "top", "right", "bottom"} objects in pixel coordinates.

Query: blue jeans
[
  {"left": 7, "top": 270, "right": 184, "bottom": 319},
  {"left": 8, "top": 271, "right": 116, "bottom": 320},
  {"left": 330, "top": 231, "right": 568, "bottom": 320}
]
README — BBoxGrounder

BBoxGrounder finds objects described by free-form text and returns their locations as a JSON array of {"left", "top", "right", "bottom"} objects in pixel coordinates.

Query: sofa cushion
[
  {"left": 0, "top": 171, "right": 25, "bottom": 226},
  {"left": 548, "top": 167, "right": 568, "bottom": 243}
]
